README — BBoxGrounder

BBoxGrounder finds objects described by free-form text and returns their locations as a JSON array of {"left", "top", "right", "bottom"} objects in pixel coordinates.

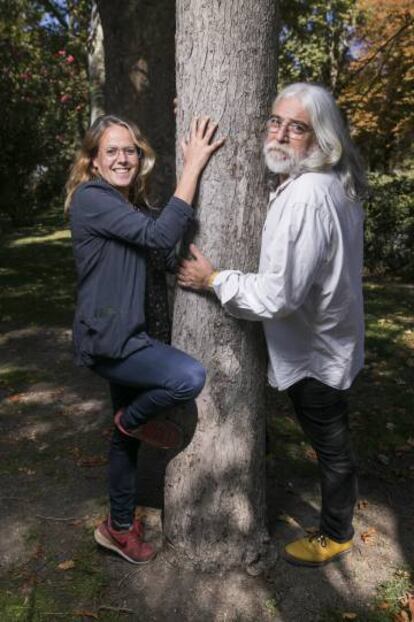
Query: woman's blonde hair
[{"left": 64, "top": 114, "right": 155, "bottom": 214}]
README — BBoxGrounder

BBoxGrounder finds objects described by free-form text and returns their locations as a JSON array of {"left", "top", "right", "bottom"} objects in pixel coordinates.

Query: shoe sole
[
  {"left": 133, "top": 423, "right": 183, "bottom": 450},
  {"left": 282, "top": 546, "right": 352, "bottom": 567},
  {"left": 115, "top": 411, "right": 183, "bottom": 450},
  {"left": 94, "top": 528, "right": 156, "bottom": 565}
]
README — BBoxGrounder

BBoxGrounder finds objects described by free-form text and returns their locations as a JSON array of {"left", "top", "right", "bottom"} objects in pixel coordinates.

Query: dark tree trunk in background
[
  {"left": 97, "top": 0, "right": 176, "bottom": 342},
  {"left": 164, "top": 0, "right": 278, "bottom": 571},
  {"left": 96, "top": 0, "right": 176, "bottom": 204}
]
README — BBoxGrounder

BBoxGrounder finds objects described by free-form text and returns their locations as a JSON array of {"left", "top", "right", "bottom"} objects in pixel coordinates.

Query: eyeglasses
[
  {"left": 104, "top": 146, "right": 144, "bottom": 159},
  {"left": 266, "top": 115, "right": 312, "bottom": 139}
]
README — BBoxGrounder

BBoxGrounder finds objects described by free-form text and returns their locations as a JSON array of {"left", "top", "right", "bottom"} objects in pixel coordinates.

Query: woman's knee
[{"left": 172, "top": 360, "right": 206, "bottom": 401}]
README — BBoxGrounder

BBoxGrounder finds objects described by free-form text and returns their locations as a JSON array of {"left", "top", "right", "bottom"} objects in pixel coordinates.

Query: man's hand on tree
[{"left": 177, "top": 243, "right": 215, "bottom": 290}]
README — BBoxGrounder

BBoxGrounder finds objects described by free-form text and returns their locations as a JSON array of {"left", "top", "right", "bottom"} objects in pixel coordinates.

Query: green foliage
[
  {"left": 364, "top": 173, "right": 414, "bottom": 278},
  {"left": 375, "top": 568, "right": 412, "bottom": 615},
  {"left": 278, "top": 0, "right": 358, "bottom": 92},
  {"left": 279, "top": 0, "right": 414, "bottom": 172},
  {"left": 0, "top": 0, "right": 91, "bottom": 225}
]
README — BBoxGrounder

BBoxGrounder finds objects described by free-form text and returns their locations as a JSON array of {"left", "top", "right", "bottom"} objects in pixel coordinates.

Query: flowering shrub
[{"left": 0, "top": 0, "right": 90, "bottom": 225}]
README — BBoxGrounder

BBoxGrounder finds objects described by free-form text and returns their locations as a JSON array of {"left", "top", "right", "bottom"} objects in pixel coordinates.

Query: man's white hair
[{"left": 275, "top": 83, "right": 367, "bottom": 200}]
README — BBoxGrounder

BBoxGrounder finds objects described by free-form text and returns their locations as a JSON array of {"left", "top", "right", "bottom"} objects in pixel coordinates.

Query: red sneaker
[
  {"left": 114, "top": 410, "right": 183, "bottom": 450},
  {"left": 94, "top": 518, "right": 156, "bottom": 564},
  {"left": 133, "top": 517, "right": 144, "bottom": 538}
]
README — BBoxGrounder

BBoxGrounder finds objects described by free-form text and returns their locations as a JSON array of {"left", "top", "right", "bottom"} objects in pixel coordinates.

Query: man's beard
[{"left": 263, "top": 141, "right": 303, "bottom": 175}]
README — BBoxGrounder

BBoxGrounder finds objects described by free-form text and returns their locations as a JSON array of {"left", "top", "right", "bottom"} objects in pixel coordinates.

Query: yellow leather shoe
[{"left": 283, "top": 532, "right": 352, "bottom": 567}]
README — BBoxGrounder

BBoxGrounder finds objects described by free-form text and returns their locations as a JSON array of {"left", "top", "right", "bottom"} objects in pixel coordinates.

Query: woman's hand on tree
[{"left": 181, "top": 116, "right": 225, "bottom": 175}]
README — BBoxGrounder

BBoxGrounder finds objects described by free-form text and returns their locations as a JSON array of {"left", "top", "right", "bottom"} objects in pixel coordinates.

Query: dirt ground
[{"left": 1, "top": 322, "right": 413, "bottom": 622}]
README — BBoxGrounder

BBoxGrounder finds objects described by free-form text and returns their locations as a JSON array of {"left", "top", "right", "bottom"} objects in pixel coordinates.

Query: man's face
[{"left": 263, "top": 96, "right": 315, "bottom": 175}]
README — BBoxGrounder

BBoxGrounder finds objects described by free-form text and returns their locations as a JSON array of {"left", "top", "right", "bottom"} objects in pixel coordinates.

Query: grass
[
  {"left": 0, "top": 527, "right": 126, "bottom": 621},
  {"left": 319, "top": 568, "right": 413, "bottom": 621},
  {"left": 0, "top": 206, "right": 76, "bottom": 329}
]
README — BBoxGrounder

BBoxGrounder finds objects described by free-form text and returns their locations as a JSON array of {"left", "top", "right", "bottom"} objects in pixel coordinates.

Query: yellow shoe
[{"left": 283, "top": 533, "right": 352, "bottom": 567}]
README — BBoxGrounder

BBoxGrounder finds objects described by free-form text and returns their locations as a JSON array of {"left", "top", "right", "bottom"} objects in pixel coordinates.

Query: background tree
[
  {"left": 278, "top": 0, "right": 358, "bottom": 93},
  {"left": 96, "top": 0, "right": 177, "bottom": 343},
  {"left": 338, "top": 0, "right": 413, "bottom": 171},
  {"left": 278, "top": 0, "right": 414, "bottom": 171},
  {"left": 88, "top": 2, "right": 105, "bottom": 122},
  {"left": 163, "top": 0, "right": 278, "bottom": 571},
  {"left": 96, "top": 0, "right": 176, "bottom": 205},
  {"left": 0, "top": 0, "right": 90, "bottom": 225}
]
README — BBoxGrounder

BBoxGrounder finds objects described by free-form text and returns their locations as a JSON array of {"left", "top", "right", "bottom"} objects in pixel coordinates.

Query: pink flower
[
  {"left": 60, "top": 94, "right": 71, "bottom": 104},
  {"left": 66, "top": 55, "right": 75, "bottom": 64},
  {"left": 58, "top": 50, "right": 66, "bottom": 56}
]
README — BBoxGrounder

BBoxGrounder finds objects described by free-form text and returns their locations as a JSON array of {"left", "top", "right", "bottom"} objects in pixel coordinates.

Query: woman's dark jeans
[
  {"left": 92, "top": 338, "right": 206, "bottom": 528},
  {"left": 287, "top": 378, "right": 358, "bottom": 542}
]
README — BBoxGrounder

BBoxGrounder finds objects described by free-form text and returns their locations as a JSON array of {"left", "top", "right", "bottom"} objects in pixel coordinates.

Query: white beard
[{"left": 263, "top": 141, "right": 301, "bottom": 175}]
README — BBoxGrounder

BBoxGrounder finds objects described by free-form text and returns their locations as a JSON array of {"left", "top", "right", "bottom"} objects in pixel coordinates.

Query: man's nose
[{"left": 270, "top": 124, "right": 289, "bottom": 142}]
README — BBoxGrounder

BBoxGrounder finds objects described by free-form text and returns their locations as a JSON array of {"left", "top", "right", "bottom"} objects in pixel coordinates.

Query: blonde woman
[{"left": 65, "top": 114, "right": 223, "bottom": 564}]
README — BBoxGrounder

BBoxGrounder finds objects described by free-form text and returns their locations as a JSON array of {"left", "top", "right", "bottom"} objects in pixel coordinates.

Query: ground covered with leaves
[{"left": 0, "top": 213, "right": 413, "bottom": 622}]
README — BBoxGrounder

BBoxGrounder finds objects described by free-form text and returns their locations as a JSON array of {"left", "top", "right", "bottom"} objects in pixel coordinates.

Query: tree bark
[
  {"left": 164, "top": 0, "right": 278, "bottom": 571},
  {"left": 88, "top": 3, "right": 105, "bottom": 123}
]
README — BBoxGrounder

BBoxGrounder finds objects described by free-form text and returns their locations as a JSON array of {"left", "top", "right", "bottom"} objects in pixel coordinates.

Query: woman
[{"left": 65, "top": 114, "right": 223, "bottom": 564}]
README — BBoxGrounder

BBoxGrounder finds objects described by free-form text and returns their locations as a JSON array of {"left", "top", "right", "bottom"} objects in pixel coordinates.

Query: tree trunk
[
  {"left": 164, "top": 0, "right": 278, "bottom": 571},
  {"left": 96, "top": 0, "right": 176, "bottom": 342},
  {"left": 96, "top": 0, "right": 176, "bottom": 205},
  {"left": 88, "top": 2, "right": 105, "bottom": 123}
]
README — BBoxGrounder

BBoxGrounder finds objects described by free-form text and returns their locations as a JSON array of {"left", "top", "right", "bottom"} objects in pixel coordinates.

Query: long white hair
[{"left": 275, "top": 83, "right": 367, "bottom": 200}]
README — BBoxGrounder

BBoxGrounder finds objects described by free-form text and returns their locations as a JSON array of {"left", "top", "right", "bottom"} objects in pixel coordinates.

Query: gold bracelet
[{"left": 207, "top": 270, "right": 219, "bottom": 289}]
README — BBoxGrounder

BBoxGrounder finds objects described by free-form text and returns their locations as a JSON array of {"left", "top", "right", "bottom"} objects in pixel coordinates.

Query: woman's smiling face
[{"left": 93, "top": 124, "right": 141, "bottom": 196}]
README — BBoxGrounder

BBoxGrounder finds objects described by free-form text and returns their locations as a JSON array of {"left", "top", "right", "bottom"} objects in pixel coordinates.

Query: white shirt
[{"left": 212, "top": 171, "right": 364, "bottom": 391}]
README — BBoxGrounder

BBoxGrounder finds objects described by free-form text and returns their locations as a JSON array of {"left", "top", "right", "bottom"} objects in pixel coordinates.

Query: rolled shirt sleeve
[{"left": 212, "top": 202, "right": 332, "bottom": 321}]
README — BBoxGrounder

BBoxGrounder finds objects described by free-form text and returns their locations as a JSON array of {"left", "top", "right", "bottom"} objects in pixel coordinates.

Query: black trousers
[{"left": 287, "top": 378, "right": 358, "bottom": 542}]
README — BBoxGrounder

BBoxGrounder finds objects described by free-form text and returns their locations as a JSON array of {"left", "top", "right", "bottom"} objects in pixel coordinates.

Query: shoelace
[{"left": 309, "top": 533, "right": 328, "bottom": 547}]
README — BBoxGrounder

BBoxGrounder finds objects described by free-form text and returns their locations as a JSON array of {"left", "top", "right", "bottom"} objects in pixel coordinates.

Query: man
[{"left": 177, "top": 82, "right": 367, "bottom": 567}]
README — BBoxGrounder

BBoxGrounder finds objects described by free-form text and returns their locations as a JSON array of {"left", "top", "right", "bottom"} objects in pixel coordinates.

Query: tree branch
[
  {"left": 37, "top": 0, "right": 68, "bottom": 30},
  {"left": 343, "top": 16, "right": 412, "bottom": 86}
]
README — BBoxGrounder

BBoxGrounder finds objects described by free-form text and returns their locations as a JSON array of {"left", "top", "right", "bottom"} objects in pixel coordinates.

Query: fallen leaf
[
  {"left": 304, "top": 447, "right": 317, "bottom": 461},
  {"left": 7, "top": 393, "right": 25, "bottom": 403},
  {"left": 57, "top": 559, "right": 75, "bottom": 571},
  {"left": 360, "top": 527, "right": 377, "bottom": 545},
  {"left": 377, "top": 601, "right": 390, "bottom": 610},
  {"left": 73, "top": 611, "right": 98, "bottom": 620},
  {"left": 342, "top": 613, "right": 358, "bottom": 620}
]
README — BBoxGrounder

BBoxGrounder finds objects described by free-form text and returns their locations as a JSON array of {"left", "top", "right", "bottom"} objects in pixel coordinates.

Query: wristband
[{"left": 207, "top": 270, "right": 220, "bottom": 289}]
